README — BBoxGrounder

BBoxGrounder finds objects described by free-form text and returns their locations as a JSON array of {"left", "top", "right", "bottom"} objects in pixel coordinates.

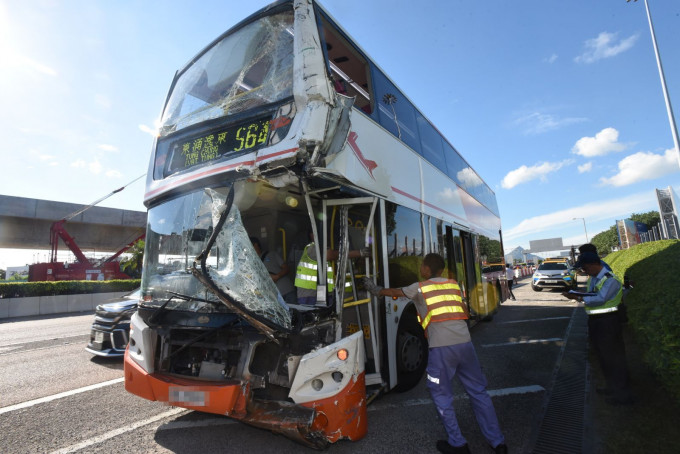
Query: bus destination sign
[{"left": 166, "top": 117, "right": 270, "bottom": 175}]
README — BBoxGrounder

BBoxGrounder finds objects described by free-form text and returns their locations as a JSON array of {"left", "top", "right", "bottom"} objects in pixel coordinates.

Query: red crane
[{"left": 29, "top": 176, "right": 146, "bottom": 282}]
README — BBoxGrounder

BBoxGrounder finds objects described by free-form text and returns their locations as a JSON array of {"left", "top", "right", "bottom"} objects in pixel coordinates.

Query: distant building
[
  {"left": 656, "top": 186, "right": 680, "bottom": 240},
  {"left": 616, "top": 219, "right": 648, "bottom": 249}
]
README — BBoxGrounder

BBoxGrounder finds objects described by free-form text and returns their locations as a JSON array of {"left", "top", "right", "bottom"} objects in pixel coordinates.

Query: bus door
[
  {"left": 323, "top": 197, "right": 383, "bottom": 387},
  {"left": 459, "top": 230, "right": 482, "bottom": 319}
]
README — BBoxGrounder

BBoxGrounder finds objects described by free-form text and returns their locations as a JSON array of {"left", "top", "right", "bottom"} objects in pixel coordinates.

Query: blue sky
[{"left": 1, "top": 0, "right": 679, "bottom": 268}]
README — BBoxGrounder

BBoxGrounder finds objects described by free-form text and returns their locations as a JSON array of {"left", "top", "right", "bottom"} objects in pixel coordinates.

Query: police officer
[
  {"left": 563, "top": 251, "right": 633, "bottom": 405},
  {"left": 364, "top": 253, "right": 507, "bottom": 454}
]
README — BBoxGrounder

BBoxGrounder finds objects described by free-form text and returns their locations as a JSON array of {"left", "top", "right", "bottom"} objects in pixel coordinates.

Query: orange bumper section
[{"left": 124, "top": 352, "right": 367, "bottom": 448}]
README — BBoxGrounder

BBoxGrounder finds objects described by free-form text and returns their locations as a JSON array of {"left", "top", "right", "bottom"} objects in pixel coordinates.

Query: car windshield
[
  {"left": 159, "top": 8, "right": 294, "bottom": 137},
  {"left": 141, "top": 186, "right": 291, "bottom": 331},
  {"left": 538, "top": 263, "right": 568, "bottom": 271}
]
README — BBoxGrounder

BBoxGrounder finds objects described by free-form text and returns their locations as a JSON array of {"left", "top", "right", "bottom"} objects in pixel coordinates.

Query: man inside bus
[
  {"left": 363, "top": 254, "right": 507, "bottom": 454},
  {"left": 250, "top": 237, "right": 297, "bottom": 306},
  {"left": 295, "top": 231, "right": 369, "bottom": 306}
]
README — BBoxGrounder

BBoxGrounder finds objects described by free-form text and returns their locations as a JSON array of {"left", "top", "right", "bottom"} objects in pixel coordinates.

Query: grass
[{"left": 589, "top": 240, "right": 680, "bottom": 452}]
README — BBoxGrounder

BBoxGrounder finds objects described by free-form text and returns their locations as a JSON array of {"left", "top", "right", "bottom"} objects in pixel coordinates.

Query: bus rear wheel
[{"left": 394, "top": 311, "right": 428, "bottom": 392}]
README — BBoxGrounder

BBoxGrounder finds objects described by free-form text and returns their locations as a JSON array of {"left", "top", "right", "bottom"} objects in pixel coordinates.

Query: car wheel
[
  {"left": 532, "top": 285, "right": 543, "bottom": 292},
  {"left": 393, "top": 309, "right": 428, "bottom": 392}
]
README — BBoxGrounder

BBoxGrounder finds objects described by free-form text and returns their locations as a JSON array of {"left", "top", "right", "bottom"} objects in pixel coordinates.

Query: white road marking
[
  {"left": 481, "top": 337, "right": 564, "bottom": 347},
  {"left": 49, "top": 408, "right": 187, "bottom": 454},
  {"left": 0, "top": 378, "right": 124, "bottom": 415},
  {"left": 369, "top": 385, "right": 545, "bottom": 411},
  {"left": 0, "top": 334, "right": 88, "bottom": 348}
]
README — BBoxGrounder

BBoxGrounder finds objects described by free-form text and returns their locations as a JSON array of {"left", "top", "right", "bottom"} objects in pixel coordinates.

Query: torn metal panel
[{"left": 192, "top": 188, "right": 292, "bottom": 335}]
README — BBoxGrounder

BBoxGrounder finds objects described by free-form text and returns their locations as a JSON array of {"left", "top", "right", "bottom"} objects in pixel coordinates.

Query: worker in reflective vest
[
  {"left": 295, "top": 242, "right": 367, "bottom": 305},
  {"left": 363, "top": 253, "right": 507, "bottom": 454},
  {"left": 563, "top": 251, "right": 632, "bottom": 405}
]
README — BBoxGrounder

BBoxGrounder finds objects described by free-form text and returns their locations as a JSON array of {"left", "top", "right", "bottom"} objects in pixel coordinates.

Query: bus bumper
[{"left": 124, "top": 350, "right": 367, "bottom": 449}]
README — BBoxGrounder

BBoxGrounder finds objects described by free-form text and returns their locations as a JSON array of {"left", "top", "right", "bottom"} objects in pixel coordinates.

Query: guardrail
[{"left": 0, "top": 291, "right": 128, "bottom": 319}]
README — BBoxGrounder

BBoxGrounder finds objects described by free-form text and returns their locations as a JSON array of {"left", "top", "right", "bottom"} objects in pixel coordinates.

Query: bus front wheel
[{"left": 394, "top": 310, "right": 428, "bottom": 392}]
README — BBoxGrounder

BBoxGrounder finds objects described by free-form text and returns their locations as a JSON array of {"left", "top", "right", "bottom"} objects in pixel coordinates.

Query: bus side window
[{"left": 319, "top": 15, "right": 374, "bottom": 115}]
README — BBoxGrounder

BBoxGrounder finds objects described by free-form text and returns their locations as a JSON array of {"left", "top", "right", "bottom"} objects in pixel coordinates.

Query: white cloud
[
  {"left": 98, "top": 144, "right": 118, "bottom": 152},
  {"left": 501, "top": 160, "right": 570, "bottom": 189},
  {"left": 457, "top": 167, "right": 483, "bottom": 188},
  {"left": 578, "top": 162, "right": 593, "bottom": 173},
  {"left": 572, "top": 127, "right": 626, "bottom": 157},
  {"left": 71, "top": 159, "right": 86, "bottom": 168},
  {"left": 574, "top": 31, "right": 639, "bottom": 64},
  {"left": 512, "top": 112, "right": 587, "bottom": 135},
  {"left": 544, "top": 53, "right": 558, "bottom": 64},
  {"left": 600, "top": 148, "right": 679, "bottom": 187},
  {"left": 105, "top": 169, "right": 123, "bottom": 178},
  {"left": 21, "top": 55, "right": 58, "bottom": 76},
  {"left": 89, "top": 160, "right": 103, "bottom": 174},
  {"left": 503, "top": 190, "right": 656, "bottom": 242},
  {"left": 139, "top": 124, "right": 157, "bottom": 136}
]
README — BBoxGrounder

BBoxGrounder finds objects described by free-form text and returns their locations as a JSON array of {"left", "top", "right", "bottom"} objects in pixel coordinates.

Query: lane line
[
  {"left": 0, "top": 334, "right": 89, "bottom": 348},
  {"left": 0, "top": 378, "right": 124, "bottom": 415},
  {"left": 49, "top": 408, "right": 187, "bottom": 454},
  {"left": 369, "top": 385, "right": 545, "bottom": 411},
  {"left": 481, "top": 338, "right": 564, "bottom": 348}
]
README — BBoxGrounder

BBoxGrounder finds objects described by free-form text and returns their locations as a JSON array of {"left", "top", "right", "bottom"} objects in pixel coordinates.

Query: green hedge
[
  {"left": 0, "top": 279, "right": 140, "bottom": 299},
  {"left": 604, "top": 240, "right": 680, "bottom": 402}
]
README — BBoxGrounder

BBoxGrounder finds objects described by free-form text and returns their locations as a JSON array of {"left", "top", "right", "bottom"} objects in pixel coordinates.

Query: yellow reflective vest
[
  {"left": 418, "top": 279, "right": 467, "bottom": 330},
  {"left": 585, "top": 273, "right": 623, "bottom": 315},
  {"left": 295, "top": 243, "right": 335, "bottom": 291}
]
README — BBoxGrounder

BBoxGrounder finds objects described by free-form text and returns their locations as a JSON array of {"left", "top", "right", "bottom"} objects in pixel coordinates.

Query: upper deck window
[
  {"left": 159, "top": 8, "right": 294, "bottom": 137},
  {"left": 318, "top": 15, "right": 373, "bottom": 114}
]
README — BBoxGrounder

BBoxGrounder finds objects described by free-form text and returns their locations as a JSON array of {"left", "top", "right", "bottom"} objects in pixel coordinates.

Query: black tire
[
  {"left": 393, "top": 310, "right": 428, "bottom": 392},
  {"left": 532, "top": 285, "right": 543, "bottom": 292}
]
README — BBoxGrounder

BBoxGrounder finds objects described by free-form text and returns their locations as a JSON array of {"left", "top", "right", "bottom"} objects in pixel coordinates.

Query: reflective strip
[
  {"left": 425, "top": 294, "right": 463, "bottom": 305},
  {"left": 298, "top": 262, "right": 318, "bottom": 271},
  {"left": 420, "top": 305, "right": 466, "bottom": 329},
  {"left": 295, "top": 274, "right": 316, "bottom": 282},
  {"left": 427, "top": 374, "right": 440, "bottom": 385},
  {"left": 588, "top": 306, "right": 618, "bottom": 315}
]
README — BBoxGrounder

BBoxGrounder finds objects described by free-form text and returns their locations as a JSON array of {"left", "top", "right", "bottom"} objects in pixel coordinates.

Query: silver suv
[{"left": 531, "top": 262, "right": 576, "bottom": 291}]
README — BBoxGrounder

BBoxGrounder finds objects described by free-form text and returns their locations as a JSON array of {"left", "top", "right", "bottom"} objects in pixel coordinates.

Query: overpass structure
[{"left": 0, "top": 195, "right": 146, "bottom": 254}]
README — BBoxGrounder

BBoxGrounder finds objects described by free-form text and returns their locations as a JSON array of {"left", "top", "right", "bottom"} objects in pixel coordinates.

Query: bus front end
[
  {"left": 124, "top": 184, "right": 368, "bottom": 447},
  {"left": 125, "top": 1, "right": 368, "bottom": 447}
]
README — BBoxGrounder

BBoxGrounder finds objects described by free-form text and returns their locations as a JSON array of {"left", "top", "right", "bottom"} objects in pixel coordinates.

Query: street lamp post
[
  {"left": 573, "top": 217, "right": 589, "bottom": 243},
  {"left": 629, "top": 0, "right": 680, "bottom": 169}
]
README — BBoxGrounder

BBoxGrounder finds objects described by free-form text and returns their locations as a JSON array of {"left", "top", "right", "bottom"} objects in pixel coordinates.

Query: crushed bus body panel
[{"left": 128, "top": 0, "right": 505, "bottom": 449}]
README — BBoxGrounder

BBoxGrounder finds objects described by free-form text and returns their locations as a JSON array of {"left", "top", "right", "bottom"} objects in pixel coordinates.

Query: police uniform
[
  {"left": 401, "top": 277, "right": 505, "bottom": 450},
  {"left": 582, "top": 268, "right": 631, "bottom": 401}
]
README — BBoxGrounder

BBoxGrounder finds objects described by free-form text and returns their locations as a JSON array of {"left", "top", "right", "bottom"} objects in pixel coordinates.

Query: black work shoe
[
  {"left": 595, "top": 387, "right": 613, "bottom": 395},
  {"left": 436, "top": 440, "right": 470, "bottom": 454},
  {"left": 494, "top": 443, "right": 508, "bottom": 454}
]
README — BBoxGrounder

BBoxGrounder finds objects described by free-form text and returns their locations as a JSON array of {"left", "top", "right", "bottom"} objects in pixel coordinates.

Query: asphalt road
[{"left": 0, "top": 278, "right": 585, "bottom": 454}]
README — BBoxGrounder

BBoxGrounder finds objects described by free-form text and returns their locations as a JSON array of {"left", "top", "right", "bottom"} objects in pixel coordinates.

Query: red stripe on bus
[{"left": 144, "top": 148, "right": 298, "bottom": 199}]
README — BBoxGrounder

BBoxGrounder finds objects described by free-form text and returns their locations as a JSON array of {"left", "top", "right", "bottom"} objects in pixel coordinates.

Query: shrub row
[
  {"left": 605, "top": 240, "right": 680, "bottom": 403},
  {"left": 0, "top": 279, "right": 140, "bottom": 299}
]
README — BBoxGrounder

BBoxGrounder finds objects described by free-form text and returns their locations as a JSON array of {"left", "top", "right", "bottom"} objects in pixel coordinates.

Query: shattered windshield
[
  {"left": 159, "top": 8, "right": 294, "bottom": 137},
  {"left": 142, "top": 186, "right": 292, "bottom": 331}
]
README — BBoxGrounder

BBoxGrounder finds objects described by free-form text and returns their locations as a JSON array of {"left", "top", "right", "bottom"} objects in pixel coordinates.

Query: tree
[
  {"left": 630, "top": 211, "right": 660, "bottom": 230},
  {"left": 591, "top": 225, "right": 619, "bottom": 256},
  {"left": 121, "top": 239, "right": 145, "bottom": 278},
  {"left": 0, "top": 269, "right": 5, "bottom": 280}
]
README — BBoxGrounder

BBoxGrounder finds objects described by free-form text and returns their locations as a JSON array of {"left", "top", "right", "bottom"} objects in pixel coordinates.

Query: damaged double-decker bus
[{"left": 124, "top": 0, "right": 506, "bottom": 448}]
